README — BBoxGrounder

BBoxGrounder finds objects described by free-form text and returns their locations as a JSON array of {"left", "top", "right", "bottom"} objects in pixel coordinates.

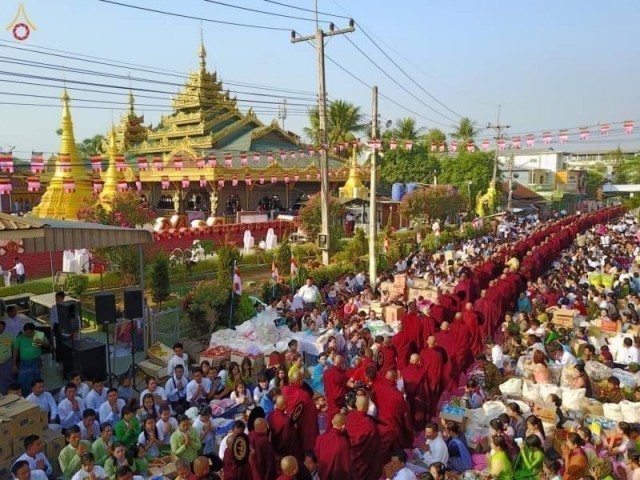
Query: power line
[
  {"left": 343, "top": 35, "right": 458, "bottom": 125},
  {"left": 263, "top": 0, "right": 350, "bottom": 19},
  {"left": 97, "top": 0, "right": 291, "bottom": 31},
  {"left": 202, "top": 0, "right": 328, "bottom": 23}
]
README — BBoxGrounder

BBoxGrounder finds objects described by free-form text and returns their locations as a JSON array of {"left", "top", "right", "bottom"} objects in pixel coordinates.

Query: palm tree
[
  {"left": 304, "top": 100, "right": 367, "bottom": 147},
  {"left": 451, "top": 117, "right": 479, "bottom": 145},
  {"left": 77, "top": 134, "right": 106, "bottom": 157},
  {"left": 390, "top": 117, "right": 426, "bottom": 140}
]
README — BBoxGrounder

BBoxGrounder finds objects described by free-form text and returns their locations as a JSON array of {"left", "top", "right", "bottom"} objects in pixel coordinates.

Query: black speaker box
[
  {"left": 95, "top": 293, "right": 117, "bottom": 325},
  {"left": 58, "top": 301, "right": 80, "bottom": 335},
  {"left": 123, "top": 287, "right": 143, "bottom": 319}
]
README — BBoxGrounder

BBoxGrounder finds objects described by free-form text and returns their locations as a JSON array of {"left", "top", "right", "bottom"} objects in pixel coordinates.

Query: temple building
[{"left": 27, "top": 39, "right": 357, "bottom": 221}]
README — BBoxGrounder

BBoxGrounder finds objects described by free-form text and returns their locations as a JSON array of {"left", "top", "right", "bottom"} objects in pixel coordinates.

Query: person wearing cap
[
  {"left": 475, "top": 354, "right": 503, "bottom": 396},
  {"left": 13, "top": 323, "right": 48, "bottom": 396}
]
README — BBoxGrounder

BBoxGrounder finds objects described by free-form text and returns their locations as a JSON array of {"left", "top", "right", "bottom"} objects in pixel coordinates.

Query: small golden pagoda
[
  {"left": 339, "top": 149, "right": 369, "bottom": 200},
  {"left": 97, "top": 127, "right": 122, "bottom": 210},
  {"left": 30, "top": 90, "right": 94, "bottom": 220}
]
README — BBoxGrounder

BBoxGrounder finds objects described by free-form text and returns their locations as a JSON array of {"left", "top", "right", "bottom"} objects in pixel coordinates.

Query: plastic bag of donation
[
  {"left": 612, "top": 368, "right": 637, "bottom": 390},
  {"left": 539, "top": 384, "right": 562, "bottom": 401},
  {"left": 499, "top": 378, "right": 523, "bottom": 397},
  {"left": 585, "top": 360, "right": 612, "bottom": 383},
  {"left": 620, "top": 400, "right": 640, "bottom": 423},
  {"left": 482, "top": 401, "right": 507, "bottom": 420},
  {"left": 603, "top": 403, "right": 624, "bottom": 422},
  {"left": 522, "top": 380, "right": 541, "bottom": 403},
  {"left": 560, "top": 387, "right": 585, "bottom": 411}
]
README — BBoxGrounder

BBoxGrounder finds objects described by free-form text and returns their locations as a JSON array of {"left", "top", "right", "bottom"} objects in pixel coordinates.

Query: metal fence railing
[{"left": 149, "top": 307, "right": 182, "bottom": 346}]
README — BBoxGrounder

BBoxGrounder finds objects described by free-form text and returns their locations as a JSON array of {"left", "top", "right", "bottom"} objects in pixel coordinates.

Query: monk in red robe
[
  {"left": 462, "top": 302, "right": 484, "bottom": 355},
  {"left": 282, "top": 371, "right": 318, "bottom": 455},
  {"left": 401, "top": 353, "right": 429, "bottom": 432},
  {"left": 434, "top": 322, "right": 460, "bottom": 392},
  {"left": 314, "top": 413, "right": 351, "bottom": 480},
  {"left": 429, "top": 300, "right": 447, "bottom": 327},
  {"left": 474, "top": 289, "right": 501, "bottom": 338},
  {"left": 323, "top": 355, "right": 348, "bottom": 420},
  {"left": 420, "top": 336, "right": 445, "bottom": 414},
  {"left": 268, "top": 396, "right": 300, "bottom": 462},
  {"left": 347, "top": 349, "right": 375, "bottom": 387},
  {"left": 378, "top": 336, "right": 397, "bottom": 375},
  {"left": 371, "top": 370, "right": 413, "bottom": 463},
  {"left": 392, "top": 322, "right": 416, "bottom": 371},
  {"left": 276, "top": 456, "right": 298, "bottom": 480},
  {"left": 249, "top": 418, "right": 277, "bottom": 480},
  {"left": 222, "top": 434, "right": 253, "bottom": 480},
  {"left": 451, "top": 312, "right": 472, "bottom": 372},
  {"left": 345, "top": 395, "right": 382, "bottom": 480},
  {"left": 454, "top": 272, "right": 475, "bottom": 304},
  {"left": 400, "top": 303, "right": 423, "bottom": 348},
  {"left": 420, "top": 313, "right": 438, "bottom": 348}
]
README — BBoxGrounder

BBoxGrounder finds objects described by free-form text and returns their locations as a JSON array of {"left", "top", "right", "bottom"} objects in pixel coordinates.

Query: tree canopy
[
  {"left": 451, "top": 117, "right": 479, "bottom": 145},
  {"left": 399, "top": 185, "right": 464, "bottom": 223},
  {"left": 439, "top": 151, "right": 498, "bottom": 206},
  {"left": 304, "top": 100, "right": 367, "bottom": 147},
  {"left": 377, "top": 143, "right": 440, "bottom": 185}
]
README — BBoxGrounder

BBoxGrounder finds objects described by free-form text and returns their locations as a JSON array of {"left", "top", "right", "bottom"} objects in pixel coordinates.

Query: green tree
[
  {"left": 424, "top": 128, "right": 447, "bottom": 147},
  {"left": 377, "top": 143, "right": 440, "bottom": 185},
  {"left": 451, "top": 117, "right": 479, "bottom": 145},
  {"left": 399, "top": 185, "right": 464, "bottom": 223},
  {"left": 388, "top": 117, "right": 425, "bottom": 140},
  {"left": 77, "top": 134, "right": 106, "bottom": 158},
  {"left": 298, "top": 194, "right": 344, "bottom": 254},
  {"left": 585, "top": 170, "right": 604, "bottom": 199},
  {"left": 439, "top": 151, "right": 498, "bottom": 206},
  {"left": 606, "top": 147, "right": 627, "bottom": 183},
  {"left": 304, "top": 100, "right": 367, "bottom": 147},
  {"left": 275, "top": 240, "right": 292, "bottom": 277},
  {"left": 148, "top": 254, "right": 170, "bottom": 309},
  {"left": 216, "top": 242, "right": 241, "bottom": 294}
]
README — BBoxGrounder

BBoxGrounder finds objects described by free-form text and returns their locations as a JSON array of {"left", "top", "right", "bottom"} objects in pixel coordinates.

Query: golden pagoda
[
  {"left": 97, "top": 127, "right": 121, "bottom": 210},
  {"left": 30, "top": 90, "right": 94, "bottom": 220},
  {"left": 339, "top": 148, "right": 368, "bottom": 200}
]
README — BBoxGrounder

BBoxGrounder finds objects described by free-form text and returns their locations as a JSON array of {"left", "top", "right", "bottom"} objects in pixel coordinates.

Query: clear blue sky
[{"left": 1, "top": 0, "right": 640, "bottom": 156}]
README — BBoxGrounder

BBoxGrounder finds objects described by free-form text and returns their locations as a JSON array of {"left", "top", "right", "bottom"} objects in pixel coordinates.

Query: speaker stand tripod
[
  {"left": 123, "top": 316, "right": 142, "bottom": 393},
  {"left": 103, "top": 321, "right": 118, "bottom": 389}
]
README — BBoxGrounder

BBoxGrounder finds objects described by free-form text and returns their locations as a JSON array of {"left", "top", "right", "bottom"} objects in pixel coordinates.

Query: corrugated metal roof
[{"left": 0, "top": 213, "right": 152, "bottom": 253}]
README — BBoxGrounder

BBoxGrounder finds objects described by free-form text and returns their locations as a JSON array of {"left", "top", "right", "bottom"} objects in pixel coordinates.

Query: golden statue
[{"left": 475, "top": 180, "right": 498, "bottom": 217}]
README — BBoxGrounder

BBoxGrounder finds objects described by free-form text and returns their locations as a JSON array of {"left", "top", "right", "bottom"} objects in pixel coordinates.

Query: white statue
[
  {"left": 210, "top": 192, "right": 218, "bottom": 215},
  {"left": 173, "top": 192, "right": 180, "bottom": 212}
]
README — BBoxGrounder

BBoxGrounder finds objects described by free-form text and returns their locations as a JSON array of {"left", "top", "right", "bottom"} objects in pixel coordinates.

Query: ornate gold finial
[
  {"left": 198, "top": 26, "right": 207, "bottom": 72},
  {"left": 128, "top": 90, "right": 135, "bottom": 115}
]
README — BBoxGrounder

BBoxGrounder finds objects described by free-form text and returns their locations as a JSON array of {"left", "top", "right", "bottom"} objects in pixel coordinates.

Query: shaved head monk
[
  {"left": 277, "top": 456, "right": 298, "bottom": 480},
  {"left": 268, "top": 395, "right": 301, "bottom": 462},
  {"left": 314, "top": 413, "right": 350, "bottom": 480},
  {"left": 323, "top": 354, "right": 348, "bottom": 420},
  {"left": 401, "top": 353, "right": 429, "bottom": 432},
  {"left": 222, "top": 434, "right": 252, "bottom": 480},
  {"left": 282, "top": 371, "right": 318, "bottom": 455},
  {"left": 345, "top": 395, "right": 382, "bottom": 480},
  {"left": 420, "top": 336, "right": 445, "bottom": 419},
  {"left": 249, "top": 417, "right": 276, "bottom": 480}
]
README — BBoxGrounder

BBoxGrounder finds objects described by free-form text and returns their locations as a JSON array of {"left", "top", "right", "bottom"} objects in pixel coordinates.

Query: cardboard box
[
  {"left": 41, "top": 428, "right": 65, "bottom": 462},
  {"left": 551, "top": 309, "right": 575, "bottom": 328},
  {"left": 600, "top": 320, "right": 620, "bottom": 333},
  {"left": 0, "top": 395, "right": 41, "bottom": 434},
  {"left": 199, "top": 346, "right": 231, "bottom": 369},
  {"left": 138, "top": 360, "right": 169, "bottom": 380},
  {"left": 383, "top": 305, "right": 405, "bottom": 325},
  {"left": 0, "top": 439, "right": 13, "bottom": 465},
  {"left": 533, "top": 403, "right": 556, "bottom": 424},
  {"left": 569, "top": 338, "right": 588, "bottom": 358},
  {"left": 0, "top": 416, "right": 14, "bottom": 439},
  {"left": 148, "top": 462, "right": 177, "bottom": 479},
  {"left": 147, "top": 342, "right": 175, "bottom": 367},
  {"left": 229, "top": 351, "right": 264, "bottom": 380},
  {"left": 38, "top": 410, "right": 49, "bottom": 431},
  {"left": 393, "top": 274, "right": 407, "bottom": 299}
]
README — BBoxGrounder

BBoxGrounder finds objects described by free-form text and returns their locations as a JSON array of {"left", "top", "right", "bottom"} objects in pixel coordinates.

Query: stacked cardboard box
[{"left": 41, "top": 429, "right": 65, "bottom": 478}]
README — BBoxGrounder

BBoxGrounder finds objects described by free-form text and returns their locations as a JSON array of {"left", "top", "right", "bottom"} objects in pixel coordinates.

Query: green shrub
[
  {"left": 65, "top": 274, "right": 89, "bottom": 298},
  {"left": 148, "top": 253, "right": 171, "bottom": 308},
  {"left": 261, "top": 282, "right": 289, "bottom": 304},
  {"left": 234, "top": 293, "right": 256, "bottom": 324}
]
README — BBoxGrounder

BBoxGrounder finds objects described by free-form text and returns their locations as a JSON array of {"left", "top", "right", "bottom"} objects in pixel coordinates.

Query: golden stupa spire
[
  {"left": 30, "top": 89, "right": 93, "bottom": 220},
  {"left": 98, "top": 126, "right": 120, "bottom": 211},
  {"left": 198, "top": 25, "right": 207, "bottom": 73},
  {"left": 128, "top": 89, "right": 135, "bottom": 116},
  {"left": 339, "top": 147, "right": 368, "bottom": 200}
]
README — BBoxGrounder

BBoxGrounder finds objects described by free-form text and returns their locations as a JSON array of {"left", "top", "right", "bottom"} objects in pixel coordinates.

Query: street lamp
[{"left": 467, "top": 180, "right": 473, "bottom": 211}]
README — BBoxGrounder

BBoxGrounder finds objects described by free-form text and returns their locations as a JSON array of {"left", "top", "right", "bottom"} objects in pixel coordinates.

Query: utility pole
[
  {"left": 506, "top": 153, "right": 514, "bottom": 213},
  {"left": 369, "top": 86, "right": 378, "bottom": 285},
  {"left": 277, "top": 98, "right": 287, "bottom": 130},
  {"left": 487, "top": 106, "right": 510, "bottom": 185},
  {"left": 291, "top": 20, "right": 355, "bottom": 265}
]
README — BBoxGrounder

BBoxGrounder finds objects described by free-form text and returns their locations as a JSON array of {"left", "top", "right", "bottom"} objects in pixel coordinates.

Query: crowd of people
[{"left": 7, "top": 204, "right": 640, "bottom": 480}]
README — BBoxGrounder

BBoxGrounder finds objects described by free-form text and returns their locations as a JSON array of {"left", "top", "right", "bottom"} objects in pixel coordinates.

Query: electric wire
[
  {"left": 263, "top": 0, "right": 350, "bottom": 19},
  {"left": 201, "top": 0, "right": 329, "bottom": 23}
]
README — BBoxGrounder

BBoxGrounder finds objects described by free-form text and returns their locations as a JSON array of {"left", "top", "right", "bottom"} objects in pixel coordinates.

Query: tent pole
[{"left": 50, "top": 252, "right": 55, "bottom": 292}]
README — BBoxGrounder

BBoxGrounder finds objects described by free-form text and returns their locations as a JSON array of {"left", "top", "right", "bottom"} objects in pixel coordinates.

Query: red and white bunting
[
  {"left": 526, "top": 135, "right": 535, "bottom": 148},
  {"left": 31, "top": 153, "right": 44, "bottom": 174},
  {"left": 173, "top": 155, "right": 183, "bottom": 170},
  {"left": 27, "top": 177, "right": 40, "bottom": 192},
  {"left": 241, "top": 154, "right": 247, "bottom": 166},
  {"left": 481, "top": 140, "right": 490, "bottom": 151},
  {"left": 497, "top": 139, "right": 505, "bottom": 151},
  {"left": 259, "top": 174, "right": 265, "bottom": 185},
  {"left": 308, "top": 148, "right": 316, "bottom": 157},
  {"left": 431, "top": 142, "right": 437, "bottom": 152},
  {"left": 450, "top": 141, "right": 458, "bottom": 152},
  {"left": 200, "top": 176, "right": 207, "bottom": 188},
  {"left": 333, "top": 145, "right": 339, "bottom": 154},
  {"left": 0, "top": 153, "right": 13, "bottom": 174},
  {"left": 181, "top": 177, "right": 190, "bottom": 189},
  {"left": 370, "top": 139, "right": 381, "bottom": 151},
  {"left": 284, "top": 175, "right": 290, "bottom": 184},
  {"left": 579, "top": 128, "right": 589, "bottom": 140},
  {"left": 196, "top": 157, "right": 205, "bottom": 169},
  {"left": 138, "top": 157, "right": 148, "bottom": 171},
  {"left": 161, "top": 176, "right": 170, "bottom": 190},
  {"left": 600, "top": 124, "right": 610, "bottom": 135},
  {"left": 62, "top": 178, "right": 75, "bottom": 194},
  {"left": 58, "top": 153, "right": 71, "bottom": 173},
  {"left": 93, "top": 180, "right": 103, "bottom": 193},
  {"left": 135, "top": 178, "right": 142, "bottom": 191},
  {"left": 512, "top": 137, "right": 521, "bottom": 149},
  {"left": 225, "top": 154, "right": 232, "bottom": 168},
  {"left": 559, "top": 130, "right": 569, "bottom": 144},
  {"left": 271, "top": 176, "right": 277, "bottom": 184},
  {"left": 115, "top": 156, "right": 127, "bottom": 172},
  {"left": 466, "top": 141, "right": 475, "bottom": 153},
  {"left": 404, "top": 140, "right": 413, "bottom": 150},
  {"left": 91, "top": 155, "right": 102, "bottom": 172},
  {"left": 624, "top": 121, "right": 634, "bottom": 134},
  {"left": 232, "top": 176, "right": 238, "bottom": 187},
  {"left": 299, "top": 149, "right": 306, "bottom": 158},
  {"left": 389, "top": 139, "right": 398, "bottom": 150},
  {"left": 290, "top": 151, "right": 296, "bottom": 160},
  {"left": 280, "top": 150, "right": 286, "bottom": 161},
  {"left": 267, "top": 151, "right": 274, "bottom": 162},
  {"left": 438, "top": 141, "right": 446, "bottom": 152},
  {"left": 117, "top": 180, "right": 128, "bottom": 192},
  {"left": 218, "top": 178, "right": 225, "bottom": 188},
  {"left": 253, "top": 152, "right": 260, "bottom": 163},
  {"left": 208, "top": 155, "right": 217, "bottom": 168},
  {"left": 245, "top": 175, "right": 252, "bottom": 186},
  {"left": 153, "top": 157, "right": 164, "bottom": 171},
  {"left": 0, "top": 178, "right": 13, "bottom": 195},
  {"left": 306, "top": 173, "right": 311, "bottom": 180},
  {"left": 316, "top": 172, "right": 321, "bottom": 180},
  {"left": 542, "top": 132, "right": 552, "bottom": 145},
  {"left": 293, "top": 174, "right": 299, "bottom": 182}
]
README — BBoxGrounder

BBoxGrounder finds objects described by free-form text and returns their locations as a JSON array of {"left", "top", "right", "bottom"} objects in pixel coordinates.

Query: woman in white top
[
  {"left": 252, "top": 375, "right": 269, "bottom": 405},
  {"left": 71, "top": 452, "right": 107, "bottom": 480},
  {"left": 156, "top": 406, "right": 178, "bottom": 447},
  {"left": 137, "top": 417, "right": 164, "bottom": 459},
  {"left": 229, "top": 381, "right": 253, "bottom": 406}
]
